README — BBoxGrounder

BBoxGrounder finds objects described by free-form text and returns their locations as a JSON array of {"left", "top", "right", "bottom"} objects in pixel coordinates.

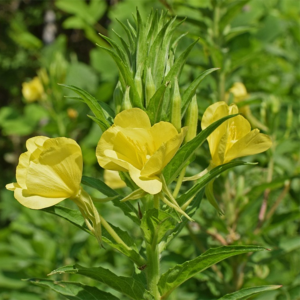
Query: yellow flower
[
  {"left": 96, "top": 108, "right": 187, "bottom": 194},
  {"left": 22, "top": 77, "right": 44, "bottom": 103},
  {"left": 229, "top": 82, "right": 248, "bottom": 102},
  {"left": 67, "top": 108, "right": 78, "bottom": 119},
  {"left": 202, "top": 101, "right": 272, "bottom": 166},
  {"left": 6, "top": 136, "right": 83, "bottom": 209},
  {"left": 104, "top": 170, "right": 126, "bottom": 189}
]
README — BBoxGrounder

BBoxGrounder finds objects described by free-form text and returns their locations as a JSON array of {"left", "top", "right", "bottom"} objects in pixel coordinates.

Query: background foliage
[{"left": 0, "top": 0, "right": 299, "bottom": 299}]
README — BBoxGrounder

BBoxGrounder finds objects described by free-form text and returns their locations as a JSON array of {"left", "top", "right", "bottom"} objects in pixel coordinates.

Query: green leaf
[
  {"left": 158, "top": 245, "right": 266, "bottom": 299},
  {"left": 177, "top": 161, "right": 256, "bottom": 206},
  {"left": 141, "top": 209, "right": 176, "bottom": 246},
  {"left": 146, "top": 82, "right": 170, "bottom": 124},
  {"left": 181, "top": 68, "right": 219, "bottom": 117},
  {"left": 220, "top": 0, "right": 251, "bottom": 31},
  {"left": 49, "top": 264, "right": 153, "bottom": 300},
  {"left": 81, "top": 176, "right": 140, "bottom": 225},
  {"left": 27, "top": 278, "right": 119, "bottom": 300},
  {"left": 97, "top": 46, "right": 143, "bottom": 108},
  {"left": 159, "top": 189, "right": 204, "bottom": 252},
  {"left": 163, "top": 114, "right": 238, "bottom": 184},
  {"left": 41, "top": 205, "right": 144, "bottom": 267},
  {"left": 218, "top": 285, "right": 282, "bottom": 300},
  {"left": 164, "top": 39, "right": 198, "bottom": 83},
  {"left": 59, "top": 84, "right": 110, "bottom": 131}
]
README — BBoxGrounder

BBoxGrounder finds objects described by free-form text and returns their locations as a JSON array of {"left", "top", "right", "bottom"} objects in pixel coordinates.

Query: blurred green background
[{"left": 0, "top": 0, "right": 299, "bottom": 299}]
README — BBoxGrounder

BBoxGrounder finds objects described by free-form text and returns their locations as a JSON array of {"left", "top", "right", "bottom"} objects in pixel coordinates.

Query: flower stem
[
  {"left": 172, "top": 167, "right": 186, "bottom": 198},
  {"left": 146, "top": 243, "right": 160, "bottom": 300},
  {"left": 153, "top": 194, "right": 160, "bottom": 210}
]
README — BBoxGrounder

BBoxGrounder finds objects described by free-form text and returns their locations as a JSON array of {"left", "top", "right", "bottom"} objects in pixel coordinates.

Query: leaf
[
  {"left": 163, "top": 114, "right": 238, "bottom": 184},
  {"left": 141, "top": 209, "right": 176, "bottom": 246},
  {"left": 158, "top": 245, "right": 266, "bottom": 299},
  {"left": 220, "top": 0, "right": 250, "bottom": 31},
  {"left": 181, "top": 68, "right": 219, "bottom": 117},
  {"left": 59, "top": 84, "right": 110, "bottom": 131},
  {"left": 164, "top": 39, "right": 198, "bottom": 83},
  {"left": 49, "top": 264, "right": 154, "bottom": 300},
  {"left": 81, "top": 176, "right": 140, "bottom": 225},
  {"left": 97, "top": 46, "right": 143, "bottom": 108},
  {"left": 218, "top": 285, "right": 282, "bottom": 300},
  {"left": 146, "top": 82, "right": 170, "bottom": 124},
  {"left": 27, "top": 278, "right": 119, "bottom": 300},
  {"left": 177, "top": 161, "right": 256, "bottom": 206},
  {"left": 159, "top": 189, "right": 204, "bottom": 253},
  {"left": 41, "top": 205, "right": 145, "bottom": 267}
]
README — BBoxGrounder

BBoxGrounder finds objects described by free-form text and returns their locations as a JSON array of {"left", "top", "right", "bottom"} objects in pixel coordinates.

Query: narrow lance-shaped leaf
[
  {"left": 164, "top": 39, "right": 199, "bottom": 84},
  {"left": 177, "top": 161, "right": 257, "bottom": 206},
  {"left": 42, "top": 205, "right": 145, "bottom": 267},
  {"left": 59, "top": 84, "right": 111, "bottom": 131},
  {"left": 218, "top": 285, "right": 282, "bottom": 300},
  {"left": 146, "top": 81, "right": 170, "bottom": 124},
  {"left": 181, "top": 68, "right": 219, "bottom": 117},
  {"left": 49, "top": 264, "right": 154, "bottom": 300},
  {"left": 97, "top": 46, "right": 143, "bottom": 108},
  {"left": 163, "top": 114, "right": 238, "bottom": 184},
  {"left": 158, "top": 245, "right": 266, "bottom": 299},
  {"left": 27, "top": 278, "right": 119, "bottom": 300}
]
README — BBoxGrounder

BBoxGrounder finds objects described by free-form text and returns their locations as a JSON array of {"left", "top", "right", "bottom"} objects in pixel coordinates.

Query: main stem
[{"left": 146, "top": 243, "right": 160, "bottom": 300}]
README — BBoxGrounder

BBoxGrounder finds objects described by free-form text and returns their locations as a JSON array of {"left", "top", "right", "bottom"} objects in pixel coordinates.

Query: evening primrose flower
[
  {"left": 22, "top": 77, "right": 44, "bottom": 103},
  {"left": 202, "top": 101, "right": 272, "bottom": 167},
  {"left": 96, "top": 108, "right": 187, "bottom": 195},
  {"left": 228, "top": 82, "right": 268, "bottom": 131},
  {"left": 6, "top": 136, "right": 102, "bottom": 244}
]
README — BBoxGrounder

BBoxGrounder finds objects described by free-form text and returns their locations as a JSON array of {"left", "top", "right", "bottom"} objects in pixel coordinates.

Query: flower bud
[
  {"left": 171, "top": 77, "right": 182, "bottom": 133},
  {"left": 113, "top": 81, "right": 123, "bottom": 114},
  {"left": 134, "top": 66, "right": 143, "bottom": 102},
  {"left": 122, "top": 86, "right": 132, "bottom": 111},
  {"left": 145, "top": 68, "right": 156, "bottom": 107},
  {"left": 184, "top": 94, "right": 198, "bottom": 143}
]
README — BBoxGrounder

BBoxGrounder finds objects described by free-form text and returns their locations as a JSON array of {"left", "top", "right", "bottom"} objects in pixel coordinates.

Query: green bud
[
  {"left": 134, "top": 66, "right": 143, "bottom": 102},
  {"left": 270, "top": 95, "right": 280, "bottom": 114},
  {"left": 171, "top": 78, "right": 181, "bottom": 132},
  {"left": 145, "top": 68, "right": 156, "bottom": 107},
  {"left": 113, "top": 81, "right": 123, "bottom": 114},
  {"left": 184, "top": 95, "right": 198, "bottom": 143},
  {"left": 121, "top": 86, "right": 132, "bottom": 111}
]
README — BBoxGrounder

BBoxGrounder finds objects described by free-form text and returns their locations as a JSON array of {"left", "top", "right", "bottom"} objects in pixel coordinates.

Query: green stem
[
  {"left": 154, "top": 194, "right": 160, "bottom": 210},
  {"left": 99, "top": 215, "right": 130, "bottom": 250},
  {"left": 172, "top": 167, "right": 186, "bottom": 198},
  {"left": 146, "top": 243, "right": 160, "bottom": 300}
]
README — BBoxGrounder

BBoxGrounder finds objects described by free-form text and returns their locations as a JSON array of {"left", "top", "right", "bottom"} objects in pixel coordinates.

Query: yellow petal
[
  {"left": 129, "top": 166, "right": 162, "bottom": 194},
  {"left": 141, "top": 127, "right": 187, "bottom": 178},
  {"left": 201, "top": 101, "right": 229, "bottom": 130},
  {"left": 26, "top": 136, "right": 49, "bottom": 153},
  {"left": 229, "top": 82, "right": 248, "bottom": 101},
  {"left": 149, "top": 121, "right": 179, "bottom": 151},
  {"left": 25, "top": 138, "right": 82, "bottom": 198},
  {"left": 14, "top": 186, "right": 66, "bottom": 209},
  {"left": 114, "top": 108, "right": 151, "bottom": 129},
  {"left": 104, "top": 170, "right": 126, "bottom": 189},
  {"left": 15, "top": 151, "right": 31, "bottom": 189},
  {"left": 225, "top": 129, "right": 272, "bottom": 163},
  {"left": 6, "top": 182, "right": 19, "bottom": 191}
]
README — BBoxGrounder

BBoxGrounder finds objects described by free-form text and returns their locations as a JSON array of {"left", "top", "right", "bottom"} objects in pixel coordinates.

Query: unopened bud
[
  {"left": 122, "top": 86, "right": 132, "bottom": 111},
  {"left": 171, "top": 77, "right": 181, "bottom": 132},
  {"left": 184, "top": 95, "right": 198, "bottom": 143},
  {"left": 145, "top": 68, "right": 156, "bottom": 107},
  {"left": 134, "top": 66, "right": 143, "bottom": 102},
  {"left": 113, "top": 81, "right": 123, "bottom": 114}
]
